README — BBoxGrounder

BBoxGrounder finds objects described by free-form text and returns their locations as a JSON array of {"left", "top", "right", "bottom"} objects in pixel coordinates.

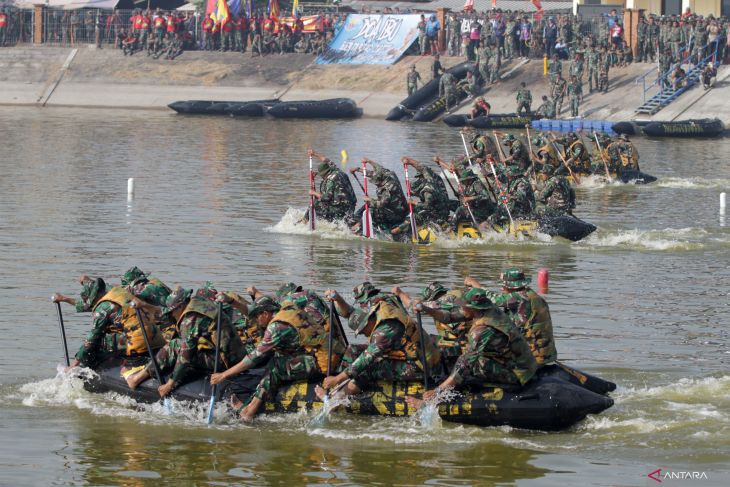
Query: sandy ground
[{"left": 1, "top": 46, "right": 728, "bottom": 123}]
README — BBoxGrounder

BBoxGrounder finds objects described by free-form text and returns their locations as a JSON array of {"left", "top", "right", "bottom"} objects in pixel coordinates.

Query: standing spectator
[
  {"left": 543, "top": 17, "right": 557, "bottom": 58},
  {"left": 467, "top": 16, "right": 480, "bottom": 61},
  {"left": 417, "top": 14, "right": 426, "bottom": 55},
  {"left": 0, "top": 8, "right": 7, "bottom": 47},
  {"left": 610, "top": 21, "right": 623, "bottom": 51},
  {"left": 707, "top": 18, "right": 720, "bottom": 59},
  {"left": 519, "top": 16, "right": 531, "bottom": 58},
  {"left": 426, "top": 14, "right": 440, "bottom": 55}
]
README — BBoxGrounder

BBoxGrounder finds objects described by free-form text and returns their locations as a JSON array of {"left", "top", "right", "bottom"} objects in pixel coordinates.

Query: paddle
[
  {"left": 485, "top": 153, "right": 516, "bottom": 230},
  {"left": 206, "top": 301, "right": 224, "bottom": 425},
  {"left": 459, "top": 131, "right": 497, "bottom": 201},
  {"left": 53, "top": 299, "right": 70, "bottom": 367},
  {"left": 309, "top": 154, "right": 316, "bottom": 231},
  {"left": 415, "top": 311, "right": 430, "bottom": 390},
  {"left": 402, "top": 159, "right": 418, "bottom": 243},
  {"left": 524, "top": 125, "right": 539, "bottom": 186},
  {"left": 327, "top": 300, "right": 335, "bottom": 378},
  {"left": 132, "top": 302, "right": 172, "bottom": 414},
  {"left": 548, "top": 133, "right": 581, "bottom": 185},
  {"left": 361, "top": 160, "right": 375, "bottom": 239},
  {"left": 592, "top": 132, "right": 613, "bottom": 182}
]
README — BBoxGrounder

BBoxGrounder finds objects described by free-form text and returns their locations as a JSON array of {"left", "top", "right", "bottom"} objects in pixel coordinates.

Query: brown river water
[{"left": 0, "top": 107, "right": 728, "bottom": 486}]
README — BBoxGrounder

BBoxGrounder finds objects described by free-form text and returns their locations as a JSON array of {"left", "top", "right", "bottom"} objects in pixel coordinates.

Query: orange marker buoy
[{"left": 537, "top": 268, "right": 549, "bottom": 292}]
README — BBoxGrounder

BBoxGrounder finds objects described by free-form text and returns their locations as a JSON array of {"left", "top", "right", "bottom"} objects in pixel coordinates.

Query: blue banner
[{"left": 316, "top": 14, "right": 424, "bottom": 65}]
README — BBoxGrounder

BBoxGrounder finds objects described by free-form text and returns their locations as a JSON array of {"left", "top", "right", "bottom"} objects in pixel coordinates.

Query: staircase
[{"left": 635, "top": 43, "right": 719, "bottom": 115}]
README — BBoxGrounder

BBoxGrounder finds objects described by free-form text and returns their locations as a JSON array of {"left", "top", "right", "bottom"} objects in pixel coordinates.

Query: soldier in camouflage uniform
[
  {"left": 350, "top": 158, "right": 408, "bottom": 234},
  {"left": 547, "top": 54, "right": 562, "bottom": 85},
  {"left": 447, "top": 13, "right": 461, "bottom": 56},
  {"left": 501, "top": 165, "right": 535, "bottom": 220},
  {"left": 598, "top": 47, "right": 610, "bottom": 93},
  {"left": 393, "top": 157, "right": 453, "bottom": 236},
  {"left": 636, "top": 16, "right": 647, "bottom": 62},
  {"left": 235, "top": 295, "right": 279, "bottom": 354},
  {"left": 452, "top": 168, "right": 495, "bottom": 229},
  {"left": 537, "top": 165, "right": 576, "bottom": 216},
  {"left": 408, "top": 287, "right": 538, "bottom": 407},
  {"left": 535, "top": 95, "right": 556, "bottom": 119},
  {"left": 466, "top": 271, "right": 558, "bottom": 367},
  {"left": 562, "top": 132, "right": 591, "bottom": 174},
  {"left": 501, "top": 133, "right": 529, "bottom": 171},
  {"left": 307, "top": 149, "right": 357, "bottom": 223},
  {"left": 439, "top": 71, "right": 457, "bottom": 111},
  {"left": 476, "top": 40, "right": 492, "bottom": 86},
  {"left": 393, "top": 283, "right": 467, "bottom": 365},
  {"left": 67, "top": 281, "right": 166, "bottom": 372},
  {"left": 406, "top": 64, "right": 422, "bottom": 96},
  {"left": 53, "top": 276, "right": 107, "bottom": 314},
  {"left": 417, "top": 14, "right": 427, "bottom": 55},
  {"left": 431, "top": 53, "right": 444, "bottom": 80},
  {"left": 551, "top": 71, "right": 567, "bottom": 115},
  {"left": 658, "top": 48, "right": 673, "bottom": 90},
  {"left": 515, "top": 82, "right": 532, "bottom": 114},
  {"left": 217, "top": 298, "right": 332, "bottom": 422},
  {"left": 586, "top": 45, "right": 599, "bottom": 92},
  {"left": 645, "top": 16, "right": 659, "bottom": 62},
  {"left": 567, "top": 74, "right": 583, "bottom": 117},
  {"left": 126, "top": 287, "right": 246, "bottom": 397},
  {"left": 321, "top": 283, "right": 440, "bottom": 396}
]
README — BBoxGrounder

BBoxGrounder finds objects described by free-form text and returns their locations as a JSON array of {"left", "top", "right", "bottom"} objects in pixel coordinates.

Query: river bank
[{"left": 1, "top": 45, "right": 729, "bottom": 124}]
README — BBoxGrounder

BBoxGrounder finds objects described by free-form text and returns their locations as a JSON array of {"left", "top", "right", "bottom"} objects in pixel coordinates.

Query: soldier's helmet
[
  {"left": 460, "top": 168, "right": 479, "bottom": 181},
  {"left": 248, "top": 296, "right": 281, "bottom": 317},
  {"left": 121, "top": 266, "right": 148, "bottom": 286},
  {"left": 80, "top": 277, "right": 107, "bottom": 310},
  {"left": 164, "top": 286, "right": 193, "bottom": 312},
  {"left": 420, "top": 281, "right": 449, "bottom": 301},
  {"left": 353, "top": 281, "right": 381, "bottom": 304},
  {"left": 458, "top": 287, "right": 494, "bottom": 310},
  {"left": 619, "top": 133, "right": 629, "bottom": 141},
  {"left": 502, "top": 133, "right": 516, "bottom": 142},
  {"left": 276, "top": 282, "right": 302, "bottom": 299},
  {"left": 500, "top": 267, "right": 532, "bottom": 289}
]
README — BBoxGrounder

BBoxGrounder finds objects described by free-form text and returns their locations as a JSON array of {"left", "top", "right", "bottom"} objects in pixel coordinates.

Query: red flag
[
  {"left": 491, "top": 0, "right": 496, "bottom": 7},
  {"left": 532, "top": 0, "right": 544, "bottom": 21}
]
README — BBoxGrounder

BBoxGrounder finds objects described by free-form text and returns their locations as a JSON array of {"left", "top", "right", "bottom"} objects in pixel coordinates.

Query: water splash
[
  {"left": 309, "top": 388, "right": 351, "bottom": 428},
  {"left": 657, "top": 177, "right": 730, "bottom": 189},
  {"left": 412, "top": 387, "right": 461, "bottom": 428},
  {"left": 266, "top": 207, "right": 360, "bottom": 240},
  {"left": 578, "top": 227, "right": 708, "bottom": 251}
]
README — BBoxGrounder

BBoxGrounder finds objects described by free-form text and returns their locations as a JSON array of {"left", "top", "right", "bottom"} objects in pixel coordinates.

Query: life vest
[
  {"left": 271, "top": 305, "right": 337, "bottom": 372},
  {"left": 471, "top": 308, "right": 537, "bottom": 385},
  {"left": 522, "top": 289, "right": 558, "bottom": 365},
  {"left": 178, "top": 295, "right": 220, "bottom": 352},
  {"left": 433, "top": 289, "right": 465, "bottom": 344},
  {"left": 96, "top": 287, "right": 165, "bottom": 356},
  {"left": 0, "top": 14, "right": 7, "bottom": 28},
  {"left": 368, "top": 297, "right": 440, "bottom": 369}
]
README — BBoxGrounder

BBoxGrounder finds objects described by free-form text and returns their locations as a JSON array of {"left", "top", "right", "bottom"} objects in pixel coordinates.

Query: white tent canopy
[{"left": 14, "top": 0, "right": 120, "bottom": 9}]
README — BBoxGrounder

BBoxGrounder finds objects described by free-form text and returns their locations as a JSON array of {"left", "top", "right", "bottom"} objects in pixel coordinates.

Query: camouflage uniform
[
  {"left": 505, "top": 170, "right": 536, "bottom": 219},
  {"left": 586, "top": 48, "right": 599, "bottom": 92},
  {"left": 453, "top": 170, "right": 495, "bottom": 225},
  {"left": 646, "top": 19, "right": 659, "bottom": 61},
  {"left": 341, "top": 294, "right": 439, "bottom": 389},
  {"left": 314, "top": 160, "right": 357, "bottom": 222},
  {"left": 598, "top": 53, "right": 610, "bottom": 93},
  {"left": 567, "top": 78, "right": 582, "bottom": 117},
  {"left": 536, "top": 98, "right": 557, "bottom": 119},
  {"left": 396, "top": 165, "right": 452, "bottom": 233},
  {"left": 551, "top": 75, "right": 567, "bottom": 114},
  {"left": 636, "top": 19, "right": 647, "bottom": 62},
  {"left": 406, "top": 68, "right": 421, "bottom": 96},
  {"left": 547, "top": 57, "right": 562, "bottom": 85},
  {"left": 149, "top": 292, "right": 245, "bottom": 387},
  {"left": 421, "top": 284, "right": 467, "bottom": 360},
  {"left": 564, "top": 137, "right": 591, "bottom": 174},
  {"left": 239, "top": 305, "right": 327, "bottom": 401},
  {"left": 516, "top": 87, "right": 532, "bottom": 114},
  {"left": 353, "top": 161, "right": 408, "bottom": 232},
  {"left": 417, "top": 18, "right": 427, "bottom": 55},
  {"left": 439, "top": 72, "right": 457, "bottom": 111},
  {"left": 569, "top": 56, "right": 584, "bottom": 81},
  {"left": 538, "top": 173, "right": 576, "bottom": 216},
  {"left": 447, "top": 293, "right": 537, "bottom": 386},
  {"left": 507, "top": 138, "right": 530, "bottom": 171}
]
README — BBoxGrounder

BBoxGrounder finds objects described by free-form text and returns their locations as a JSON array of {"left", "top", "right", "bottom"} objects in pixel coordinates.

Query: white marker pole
[
  {"left": 127, "top": 178, "right": 134, "bottom": 200},
  {"left": 721, "top": 192, "right": 726, "bottom": 215}
]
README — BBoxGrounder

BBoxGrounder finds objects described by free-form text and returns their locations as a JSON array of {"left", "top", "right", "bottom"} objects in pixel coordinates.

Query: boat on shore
[
  {"left": 168, "top": 98, "right": 362, "bottom": 119},
  {"left": 84, "top": 359, "right": 614, "bottom": 431}
]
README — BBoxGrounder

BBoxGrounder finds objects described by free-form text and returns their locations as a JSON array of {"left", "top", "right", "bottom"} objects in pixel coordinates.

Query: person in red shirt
[
  {"left": 152, "top": 12, "right": 166, "bottom": 54},
  {"left": 235, "top": 15, "right": 249, "bottom": 53},
  {"left": 139, "top": 10, "right": 151, "bottom": 50},
  {"left": 202, "top": 14, "right": 215, "bottom": 51},
  {"left": 165, "top": 13, "right": 176, "bottom": 38},
  {"left": 0, "top": 9, "right": 8, "bottom": 47},
  {"left": 221, "top": 15, "right": 235, "bottom": 52}
]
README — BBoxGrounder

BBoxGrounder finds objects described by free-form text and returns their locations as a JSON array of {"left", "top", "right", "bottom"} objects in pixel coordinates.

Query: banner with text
[{"left": 316, "top": 14, "right": 424, "bottom": 65}]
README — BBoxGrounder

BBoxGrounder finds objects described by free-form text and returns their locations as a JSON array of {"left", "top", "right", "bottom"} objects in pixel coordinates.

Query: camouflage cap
[
  {"left": 459, "top": 287, "right": 494, "bottom": 310},
  {"left": 461, "top": 168, "right": 478, "bottom": 181},
  {"left": 248, "top": 296, "right": 281, "bottom": 317},
  {"left": 618, "top": 133, "right": 629, "bottom": 141},
  {"left": 353, "top": 281, "right": 380, "bottom": 304},
  {"left": 164, "top": 287, "right": 193, "bottom": 310},
  {"left": 121, "top": 266, "right": 147, "bottom": 286},
  {"left": 276, "top": 282, "right": 303, "bottom": 299},
  {"left": 80, "top": 277, "right": 107, "bottom": 310},
  {"left": 195, "top": 285, "right": 219, "bottom": 302},
  {"left": 317, "top": 159, "right": 335, "bottom": 176},
  {"left": 502, "top": 133, "right": 516, "bottom": 142},
  {"left": 420, "top": 281, "right": 449, "bottom": 301},
  {"left": 500, "top": 267, "right": 531, "bottom": 288}
]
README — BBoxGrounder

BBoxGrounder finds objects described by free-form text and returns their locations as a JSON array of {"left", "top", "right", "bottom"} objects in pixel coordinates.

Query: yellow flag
[{"left": 340, "top": 149, "right": 348, "bottom": 167}]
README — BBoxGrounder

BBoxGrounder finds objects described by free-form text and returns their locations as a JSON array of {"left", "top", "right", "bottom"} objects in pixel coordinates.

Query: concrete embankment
[{"left": 1, "top": 45, "right": 728, "bottom": 124}]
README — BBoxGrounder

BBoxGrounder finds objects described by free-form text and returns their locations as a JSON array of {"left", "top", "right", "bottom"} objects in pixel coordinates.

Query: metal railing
[{"left": 0, "top": 7, "right": 34, "bottom": 46}]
